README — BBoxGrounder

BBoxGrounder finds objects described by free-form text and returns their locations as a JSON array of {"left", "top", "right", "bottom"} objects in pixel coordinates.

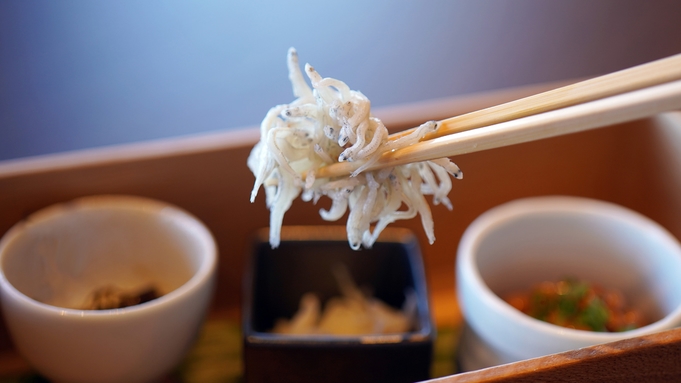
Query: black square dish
[{"left": 242, "top": 226, "right": 434, "bottom": 383}]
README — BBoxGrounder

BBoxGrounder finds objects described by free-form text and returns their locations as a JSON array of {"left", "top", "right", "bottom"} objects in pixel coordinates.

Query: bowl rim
[
  {"left": 0, "top": 194, "right": 218, "bottom": 317},
  {"left": 457, "top": 195, "right": 681, "bottom": 342}
]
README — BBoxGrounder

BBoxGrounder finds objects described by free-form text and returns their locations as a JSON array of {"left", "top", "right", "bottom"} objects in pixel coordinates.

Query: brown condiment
[{"left": 83, "top": 285, "right": 162, "bottom": 310}]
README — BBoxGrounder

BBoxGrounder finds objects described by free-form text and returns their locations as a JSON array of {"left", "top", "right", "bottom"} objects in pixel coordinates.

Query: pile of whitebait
[{"left": 248, "top": 48, "right": 462, "bottom": 250}]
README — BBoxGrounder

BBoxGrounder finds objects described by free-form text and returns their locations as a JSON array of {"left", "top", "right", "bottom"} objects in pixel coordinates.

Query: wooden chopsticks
[{"left": 315, "top": 53, "right": 681, "bottom": 178}]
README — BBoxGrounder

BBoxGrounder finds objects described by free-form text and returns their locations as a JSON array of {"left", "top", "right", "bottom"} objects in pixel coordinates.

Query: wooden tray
[{"left": 1, "top": 81, "right": 681, "bottom": 381}]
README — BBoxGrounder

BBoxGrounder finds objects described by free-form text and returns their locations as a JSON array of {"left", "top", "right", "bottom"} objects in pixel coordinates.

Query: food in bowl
[
  {"left": 243, "top": 226, "right": 434, "bottom": 383},
  {"left": 82, "top": 284, "right": 163, "bottom": 310},
  {"left": 0, "top": 195, "right": 217, "bottom": 383},
  {"left": 504, "top": 278, "right": 647, "bottom": 332},
  {"left": 272, "top": 265, "right": 415, "bottom": 335},
  {"left": 247, "top": 48, "right": 462, "bottom": 250},
  {"left": 456, "top": 196, "right": 681, "bottom": 371}
]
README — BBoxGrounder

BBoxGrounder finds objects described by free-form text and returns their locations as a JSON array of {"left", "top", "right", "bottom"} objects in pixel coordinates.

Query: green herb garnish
[{"left": 504, "top": 278, "right": 646, "bottom": 332}]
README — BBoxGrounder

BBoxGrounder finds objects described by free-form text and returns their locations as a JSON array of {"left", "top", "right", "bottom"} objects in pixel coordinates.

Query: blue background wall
[{"left": 2, "top": 0, "right": 681, "bottom": 161}]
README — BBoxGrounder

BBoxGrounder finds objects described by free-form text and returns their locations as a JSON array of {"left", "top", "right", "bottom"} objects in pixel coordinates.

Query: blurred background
[{"left": 1, "top": 0, "right": 681, "bottom": 162}]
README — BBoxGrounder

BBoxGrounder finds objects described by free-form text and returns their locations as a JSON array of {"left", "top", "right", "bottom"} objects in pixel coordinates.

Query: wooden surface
[
  {"left": 0, "top": 82, "right": 680, "bottom": 381},
  {"left": 428, "top": 327, "right": 681, "bottom": 383}
]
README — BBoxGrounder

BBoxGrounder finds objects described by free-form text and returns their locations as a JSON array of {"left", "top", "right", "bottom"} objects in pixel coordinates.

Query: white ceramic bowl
[
  {"left": 456, "top": 196, "right": 681, "bottom": 371},
  {"left": 0, "top": 195, "right": 217, "bottom": 383}
]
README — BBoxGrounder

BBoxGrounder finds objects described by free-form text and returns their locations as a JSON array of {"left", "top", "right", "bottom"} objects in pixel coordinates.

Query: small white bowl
[
  {"left": 0, "top": 195, "right": 217, "bottom": 383},
  {"left": 456, "top": 196, "right": 681, "bottom": 371}
]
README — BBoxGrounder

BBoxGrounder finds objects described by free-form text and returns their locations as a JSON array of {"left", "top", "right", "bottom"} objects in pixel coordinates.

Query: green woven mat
[{"left": 0, "top": 319, "right": 460, "bottom": 383}]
